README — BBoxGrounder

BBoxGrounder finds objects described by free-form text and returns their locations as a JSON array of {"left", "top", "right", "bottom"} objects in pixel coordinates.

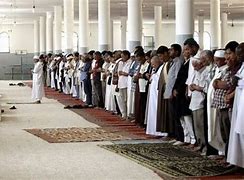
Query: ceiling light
[
  {"left": 32, "top": 0, "right": 35, "bottom": 13},
  {"left": 32, "top": 5, "right": 35, "bottom": 13}
]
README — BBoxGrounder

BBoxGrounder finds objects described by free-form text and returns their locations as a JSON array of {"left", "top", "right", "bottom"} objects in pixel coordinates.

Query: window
[
  {"left": 203, "top": 31, "right": 211, "bottom": 50},
  {"left": 143, "top": 36, "right": 154, "bottom": 52},
  {"left": 0, "top": 32, "right": 10, "bottom": 53},
  {"left": 193, "top": 31, "right": 199, "bottom": 44},
  {"left": 193, "top": 31, "right": 211, "bottom": 50},
  {"left": 61, "top": 31, "right": 79, "bottom": 52}
]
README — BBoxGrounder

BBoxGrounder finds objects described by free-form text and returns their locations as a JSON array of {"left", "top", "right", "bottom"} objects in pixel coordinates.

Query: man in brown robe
[{"left": 155, "top": 46, "right": 172, "bottom": 136}]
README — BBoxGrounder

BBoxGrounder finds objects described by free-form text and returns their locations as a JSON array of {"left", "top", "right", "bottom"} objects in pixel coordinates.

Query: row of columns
[{"left": 34, "top": 0, "right": 229, "bottom": 55}]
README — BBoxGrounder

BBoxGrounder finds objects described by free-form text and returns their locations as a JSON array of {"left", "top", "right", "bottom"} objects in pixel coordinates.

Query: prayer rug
[
  {"left": 101, "top": 143, "right": 239, "bottom": 178},
  {"left": 24, "top": 127, "right": 145, "bottom": 143}
]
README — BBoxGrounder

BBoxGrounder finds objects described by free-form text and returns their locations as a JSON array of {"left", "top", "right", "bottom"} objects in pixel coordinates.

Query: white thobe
[
  {"left": 105, "top": 63, "right": 116, "bottom": 112},
  {"left": 227, "top": 63, "right": 244, "bottom": 168},
  {"left": 146, "top": 64, "right": 167, "bottom": 136},
  {"left": 32, "top": 62, "right": 45, "bottom": 101},
  {"left": 49, "top": 60, "right": 56, "bottom": 88}
]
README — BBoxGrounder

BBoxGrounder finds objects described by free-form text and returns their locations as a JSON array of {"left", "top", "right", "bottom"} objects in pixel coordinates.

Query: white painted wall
[
  {"left": 0, "top": 24, "right": 34, "bottom": 54},
  {"left": 0, "top": 21, "right": 244, "bottom": 54}
]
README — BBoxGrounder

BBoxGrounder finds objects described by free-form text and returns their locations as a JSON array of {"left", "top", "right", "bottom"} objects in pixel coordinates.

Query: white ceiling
[{"left": 0, "top": 0, "right": 244, "bottom": 24}]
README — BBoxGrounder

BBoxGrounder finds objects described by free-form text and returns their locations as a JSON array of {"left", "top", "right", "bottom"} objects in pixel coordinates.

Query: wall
[{"left": 0, "top": 21, "right": 244, "bottom": 80}]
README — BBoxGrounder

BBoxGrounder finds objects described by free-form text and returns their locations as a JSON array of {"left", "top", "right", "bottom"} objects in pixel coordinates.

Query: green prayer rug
[{"left": 101, "top": 143, "right": 237, "bottom": 178}]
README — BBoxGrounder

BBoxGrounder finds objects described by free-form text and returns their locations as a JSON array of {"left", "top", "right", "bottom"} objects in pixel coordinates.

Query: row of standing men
[{"left": 32, "top": 38, "right": 244, "bottom": 168}]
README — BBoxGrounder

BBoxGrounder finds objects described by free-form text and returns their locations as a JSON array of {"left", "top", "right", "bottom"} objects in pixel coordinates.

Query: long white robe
[
  {"left": 105, "top": 63, "right": 116, "bottom": 112},
  {"left": 207, "top": 65, "right": 228, "bottom": 152},
  {"left": 146, "top": 65, "right": 167, "bottom": 136},
  {"left": 78, "top": 61, "right": 86, "bottom": 102},
  {"left": 32, "top": 61, "right": 45, "bottom": 101},
  {"left": 227, "top": 63, "right": 244, "bottom": 168},
  {"left": 49, "top": 60, "right": 56, "bottom": 89}
]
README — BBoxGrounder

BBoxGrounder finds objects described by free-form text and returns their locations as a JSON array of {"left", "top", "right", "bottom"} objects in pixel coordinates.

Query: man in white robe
[
  {"left": 227, "top": 43, "right": 244, "bottom": 168},
  {"left": 146, "top": 56, "right": 167, "bottom": 136},
  {"left": 32, "top": 55, "right": 45, "bottom": 103}
]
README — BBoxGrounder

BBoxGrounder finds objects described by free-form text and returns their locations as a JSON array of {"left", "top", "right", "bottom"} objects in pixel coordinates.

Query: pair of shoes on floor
[
  {"left": 64, "top": 105, "right": 83, "bottom": 109},
  {"left": 72, "top": 104, "right": 83, "bottom": 109},
  {"left": 64, "top": 105, "right": 72, "bottom": 109},
  {"left": 17, "top": 82, "right": 25, "bottom": 86},
  {"left": 9, "top": 106, "right": 17, "bottom": 110},
  {"left": 34, "top": 100, "right": 41, "bottom": 104},
  {"left": 173, "top": 141, "right": 185, "bottom": 146}
]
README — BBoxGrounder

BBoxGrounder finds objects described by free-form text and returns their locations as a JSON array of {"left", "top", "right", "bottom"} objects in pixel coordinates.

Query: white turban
[
  {"left": 33, "top": 55, "right": 39, "bottom": 60},
  {"left": 214, "top": 50, "right": 225, "bottom": 58}
]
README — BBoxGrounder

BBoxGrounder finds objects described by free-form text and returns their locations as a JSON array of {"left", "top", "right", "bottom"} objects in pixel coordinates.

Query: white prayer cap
[
  {"left": 56, "top": 57, "right": 61, "bottom": 60},
  {"left": 214, "top": 50, "right": 225, "bottom": 58},
  {"left": 192, "top": 50, "right": 201, "bottom": 62},
  {"left": 33, "top": 55, "right": 39, "bottom": 60}
]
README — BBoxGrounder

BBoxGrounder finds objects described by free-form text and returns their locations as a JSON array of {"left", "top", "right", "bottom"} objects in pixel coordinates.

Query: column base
[
  {"left": 176, "top": 34, "right": 193, "bottom": 46},
  {"left": 99, "top": 44, "right": 109, "bottom": 51},
  {"left": 79, "top": 47, "right": 88, "bottom": 54},
  {"left": 128, "top": 41, "right": 141, "bottom": 52}
]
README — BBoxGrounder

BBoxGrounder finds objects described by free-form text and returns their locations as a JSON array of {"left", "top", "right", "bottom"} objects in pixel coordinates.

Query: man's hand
[
  {"left": 189, "top": 84, "right": 196, "bottom": 91},
  {"left": 173, "top": 90, "right": 178, "bottom": 97}
]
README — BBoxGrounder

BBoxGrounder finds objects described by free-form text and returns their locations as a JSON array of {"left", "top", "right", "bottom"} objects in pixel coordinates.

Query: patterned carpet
[
  {"left": 25, "top": 127, "right": 146, "bottom": 143},
  {"left": 101, "top": 143, "right": 239, "bottom": 178},
  {"left": 23, "top": 82, "right": 244, "bottom": 179}
]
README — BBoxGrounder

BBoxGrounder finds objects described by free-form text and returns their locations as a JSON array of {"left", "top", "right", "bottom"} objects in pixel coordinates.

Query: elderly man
[
  {"left": 207, "top": 50, "right": 228, "bottom": 155},
  {"left": 212, "top": 41, "right": 241, "bottom": 163},
  {"left": 32, "top": 55, "right": 45, "bottom": 104},
  {"left": 146, "top": 55, "right": 166, "bottom": 136}
]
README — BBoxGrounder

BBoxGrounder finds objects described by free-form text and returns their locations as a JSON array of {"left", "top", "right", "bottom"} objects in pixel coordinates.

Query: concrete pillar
[
  {"left": 221, "top": 12, "right": 228, "bottom": 48},
  {"left": 54, "top": 6, "right": 62, "bottom": 54},
  {"left": 39, "top": 16, "right": 46, "bottom": 54},
  {"left": 120, "top": 17, "right": 127, "bottom": 50},
  {"left": 79, "top": 0, "right": 89, "bottom": 54},
  {"left": 64, "top": 0, "right": 74, "bottom": 53},
  {"left": 46, "top": 11, "right": 53, "bottom": 53},
  {"left": 98, "top": 0, "right": 110, "bottom": 51},
  {"left": 210, "top": 0, "right": 221, "bottom": 49},
  {"left": 127, "top": 0, "right": 142, "bottom": 52},
  {"left": 175, "top": 0, "right": 194, "bottom": 45},
  {"left": 154, "top": 6, "right": 162, "bottom": 49},
  {"left": 110, "top": 20, "right": 114, "bottom": 51},
  {"left": 198, "top": 15, "right": 204, "bottom": 49},
  {"left": 34, "top": 20, "right": 39, "bottom": 55}
]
